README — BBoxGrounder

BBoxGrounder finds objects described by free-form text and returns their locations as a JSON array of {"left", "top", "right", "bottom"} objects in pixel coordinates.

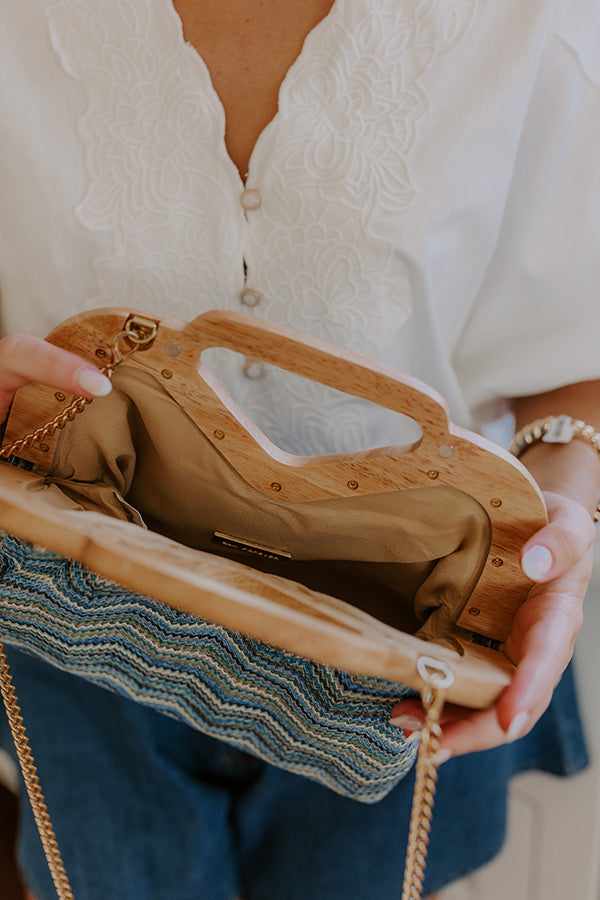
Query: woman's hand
[
  {"left": 392, "top": 379, "right": 600, "bottom": 761},
  {"left": 0, "top": 333, "right": 112, "bottom": 423},
  {"left": 390, "top": 491, "right": 596, "bottom": 760},
  {"left": 392, "top": 382, "right": 600, "bottom": 760}
]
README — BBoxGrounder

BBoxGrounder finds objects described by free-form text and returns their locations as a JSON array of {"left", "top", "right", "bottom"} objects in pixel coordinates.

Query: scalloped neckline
[{"left": 166, "top": 0, "right": 339, "bottom": 182}]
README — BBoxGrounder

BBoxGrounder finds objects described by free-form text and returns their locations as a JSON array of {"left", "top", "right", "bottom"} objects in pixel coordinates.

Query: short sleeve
[{"left": 453, "top": 2, "right": 600, "bottom": 420}]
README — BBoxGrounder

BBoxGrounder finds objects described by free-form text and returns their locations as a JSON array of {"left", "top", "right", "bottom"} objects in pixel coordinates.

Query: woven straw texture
[{"left": 0, "top": 533, "right": 418, "bottom": 802}]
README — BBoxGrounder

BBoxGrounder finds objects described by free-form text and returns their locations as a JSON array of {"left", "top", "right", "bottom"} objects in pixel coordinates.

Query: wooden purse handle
[
  {"left": 184, "top": 309, "right": 452, "bottom": 437},
  {"left": 3, "top": 307, "right": 547, "bottom": 644}
]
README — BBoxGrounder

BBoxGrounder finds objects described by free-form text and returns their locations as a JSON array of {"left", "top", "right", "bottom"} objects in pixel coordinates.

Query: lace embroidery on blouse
[
  {"left": 40, "top": 0, "right": 477, "bottom": 453},
  {"left": 42, "top": 0, "right": 245, "bottom": 320}
]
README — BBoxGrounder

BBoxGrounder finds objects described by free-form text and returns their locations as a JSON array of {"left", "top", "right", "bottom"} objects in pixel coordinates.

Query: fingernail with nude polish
[
  {"left": 77, "top": 368, "right": 113, "bottom": 397},
  {"left": 433, "top": 748, "right": 452, "bottom": 766},
  {"left": 521, "top": 545, "right": 553, "bottom": 581},
  {"left": 388, "top": 714, "right": 425, "bottom": 731},
  {"left": 506, "top": 711, "right": 530, "bottom": 743}
]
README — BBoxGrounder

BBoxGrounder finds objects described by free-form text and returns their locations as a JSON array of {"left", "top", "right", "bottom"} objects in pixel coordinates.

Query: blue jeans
[{"left": 2, "top": 648, "right": 587, "bottom": 900}]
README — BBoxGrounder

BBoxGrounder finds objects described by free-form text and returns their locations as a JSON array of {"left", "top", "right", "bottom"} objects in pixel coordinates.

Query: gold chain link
[
  {"left": 0, "top": 638, "right": 75, "bottom": 900},
  {"left": 401, "top": 659, "right": 453, "bottom": 900}
]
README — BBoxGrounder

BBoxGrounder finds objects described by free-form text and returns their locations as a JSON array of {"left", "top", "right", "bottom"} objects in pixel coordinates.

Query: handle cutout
[{"left": 201, "top": 346, "right": 424, "bottom": 456}]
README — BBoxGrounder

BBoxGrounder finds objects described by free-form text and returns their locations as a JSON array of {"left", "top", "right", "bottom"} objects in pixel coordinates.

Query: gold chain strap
[
  {"left": 0, "top": 316, "right": 158, "bottom": 900},
  {"left": 0, "top": 640, "right": 75, "bottom": 900},
  {"left": 0, "top": 366, "right": 114, "bottom": 460},
  {"left": 401, "top": 659, "right": 454, "bottom": 900}
]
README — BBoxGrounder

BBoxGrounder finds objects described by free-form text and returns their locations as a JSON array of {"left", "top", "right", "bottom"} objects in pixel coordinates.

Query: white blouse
[{"left": 0, "top": 0, "right": 599, "bottom": 455}]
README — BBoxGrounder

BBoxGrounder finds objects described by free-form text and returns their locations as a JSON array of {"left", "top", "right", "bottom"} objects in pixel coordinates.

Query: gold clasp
[
  {"left": 416, "top": 656, "right": 454, "bottom": 691},
  {"left": 112, "top": 315, "right": 159, "bottom": 366},
  {"left": 416, "top": 656, "right": 454, "bottom": 716}
]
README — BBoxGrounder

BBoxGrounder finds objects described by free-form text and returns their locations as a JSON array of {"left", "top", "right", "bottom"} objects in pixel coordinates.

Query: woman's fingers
[
  {"left": 391, "top": 493, "right": 595, "bottom": 757},
  {"left": 0, "top": 333, "right": 112, "bottom": 421},
  {"left": 390, "top": 699, "right": 515, "bottom": 759},
  {"left": 498, "top": 494, "right": 593, "bottom": 731},
  {"left": 390, "top": 692, "right": 551, "bottom": 760},
  {"left": 497, "top": 564, "right": 590, "bottom": 732},
  {"left": 520, "top": 492, "right": 596, "bottom": 583}
]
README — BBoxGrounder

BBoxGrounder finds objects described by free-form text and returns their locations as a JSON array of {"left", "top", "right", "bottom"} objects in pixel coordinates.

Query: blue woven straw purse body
[{"left": 0, "top": 309, "right": 546, "bottom": 896}]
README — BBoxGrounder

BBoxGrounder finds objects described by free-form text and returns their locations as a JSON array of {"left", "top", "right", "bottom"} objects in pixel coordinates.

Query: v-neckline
[{"left": 166, "top": 0, "right": 340, "bottom": 184}]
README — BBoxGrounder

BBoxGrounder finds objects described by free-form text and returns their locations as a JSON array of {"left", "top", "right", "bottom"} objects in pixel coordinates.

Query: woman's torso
[
  {"left": 1, "top": 0, "right": 598, "bottom": 453},
  {"left": 172, "top": 0, "right": 336, "bottom": 180}
]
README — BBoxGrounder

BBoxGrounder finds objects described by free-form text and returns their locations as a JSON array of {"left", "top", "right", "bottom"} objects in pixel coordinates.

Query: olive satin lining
[{"left": 39, "top": 366, "right": 492, "bottom": 648}]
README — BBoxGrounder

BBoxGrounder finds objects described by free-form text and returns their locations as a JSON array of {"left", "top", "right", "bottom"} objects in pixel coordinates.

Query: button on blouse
[
  {"left": 240, "top": 289, "right": 262, "bottom": 308},
  {"left": 240, "top": 189, "right": 261, "bottom": 211}
]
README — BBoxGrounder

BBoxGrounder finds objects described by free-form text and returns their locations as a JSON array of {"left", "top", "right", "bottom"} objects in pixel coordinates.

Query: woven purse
[{"left": 0, "top": 309, "right": 547, "bottom": 900}]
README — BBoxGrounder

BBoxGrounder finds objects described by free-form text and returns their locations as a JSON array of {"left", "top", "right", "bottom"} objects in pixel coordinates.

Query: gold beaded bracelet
[{"left": 509, "top": 414, "right": 600, "bottom": 522}]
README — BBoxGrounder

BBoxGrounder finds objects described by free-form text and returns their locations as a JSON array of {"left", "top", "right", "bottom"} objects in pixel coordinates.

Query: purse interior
[{"left": 34, "top": 365, "right": 492, "bottom": 651}]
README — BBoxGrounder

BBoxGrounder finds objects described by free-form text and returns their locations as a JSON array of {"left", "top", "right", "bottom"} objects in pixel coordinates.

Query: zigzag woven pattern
[{"left": 0, "top": 533, "right": 417, "bottom": 802}]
